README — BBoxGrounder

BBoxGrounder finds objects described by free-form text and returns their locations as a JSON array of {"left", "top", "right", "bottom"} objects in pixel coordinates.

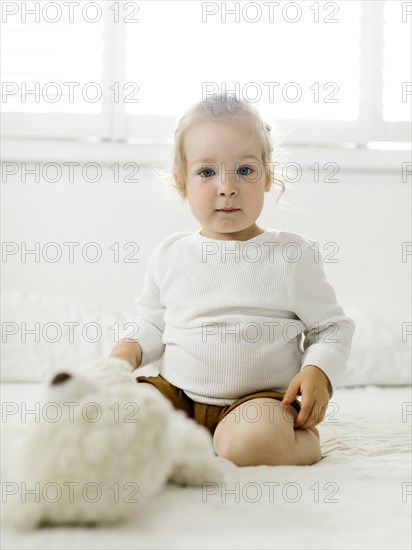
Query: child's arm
[
  {"left": 110, "top": 243, "right": 165, "bottom": 372},
  {"left": 109, "top": 339, "right": 142, "bottom": 371},
  {"left": 283, "top": 236, "right": 356, "bottom": 428},
  {"left": 282, "top": 365, "right": 331, "bottom": 429}
]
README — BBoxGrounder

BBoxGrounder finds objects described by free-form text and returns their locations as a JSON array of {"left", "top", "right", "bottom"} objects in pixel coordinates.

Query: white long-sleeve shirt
[{"left": 121, "top": 228, "right": 355, "bottom": 405}]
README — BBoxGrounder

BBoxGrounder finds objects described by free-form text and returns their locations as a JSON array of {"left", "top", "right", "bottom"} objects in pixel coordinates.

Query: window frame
[{"left": 1, "top": 1, "right": 410, "bottom": 147}]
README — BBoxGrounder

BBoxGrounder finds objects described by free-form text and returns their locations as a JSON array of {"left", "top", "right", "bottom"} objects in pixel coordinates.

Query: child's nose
[
  {"left": 218, "top": 185, "right": 238, "bottom": 197},
  {"left": 217, "top": 170, "right": 239, "bottom": 193}
]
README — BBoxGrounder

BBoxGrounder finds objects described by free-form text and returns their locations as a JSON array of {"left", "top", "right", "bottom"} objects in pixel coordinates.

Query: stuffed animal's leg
[{"left": 166, "top": 410, "right": 225, "bottom": 486}]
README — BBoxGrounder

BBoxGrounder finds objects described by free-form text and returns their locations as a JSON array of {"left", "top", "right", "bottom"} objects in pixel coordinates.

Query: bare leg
[{"left": 213, "top": 398, "right": 322, "bottom": 467}]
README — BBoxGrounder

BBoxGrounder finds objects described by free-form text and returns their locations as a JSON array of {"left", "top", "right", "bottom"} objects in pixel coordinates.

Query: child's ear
[
  {"left": 265, "top": 176, "right": 272, "bottom": 192},
  {"left": 173, "top": 171, "right": 186, "bottom": 197}
]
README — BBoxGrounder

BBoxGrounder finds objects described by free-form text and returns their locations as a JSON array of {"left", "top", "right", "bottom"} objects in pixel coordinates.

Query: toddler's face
[{"left": 176, "top": 115, "right": 271, "bottom": 241}]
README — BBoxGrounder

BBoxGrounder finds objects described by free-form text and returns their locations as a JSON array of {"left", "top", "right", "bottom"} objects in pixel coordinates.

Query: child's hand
[{"left": 282, "top": 365, "right": 331, "bottom": 429}]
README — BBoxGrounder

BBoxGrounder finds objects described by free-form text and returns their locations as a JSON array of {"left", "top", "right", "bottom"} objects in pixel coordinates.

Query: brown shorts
[{"left": 136, "top": 374, "right": 301, "bottom": 436}]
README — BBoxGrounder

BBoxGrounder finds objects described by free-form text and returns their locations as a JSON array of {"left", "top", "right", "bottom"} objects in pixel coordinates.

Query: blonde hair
[{"left": 170, "top": 93, "right": 286, "bottom": 204}]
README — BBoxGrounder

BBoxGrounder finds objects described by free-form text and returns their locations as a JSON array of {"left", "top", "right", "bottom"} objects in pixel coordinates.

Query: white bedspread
[{"left": 1, "top": 383, "right": 411, "bottom": 550}]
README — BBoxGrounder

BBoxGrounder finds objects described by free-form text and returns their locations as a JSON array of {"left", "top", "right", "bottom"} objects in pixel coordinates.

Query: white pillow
[
  {"left": 1, "top": 290, "right": 125, "bottom": 382},
  {"left": 1, "top": 291, "right": 410, "bottom": 386},
  {"left": 338, "top": 306, "right": 411, "bottom": 387}
]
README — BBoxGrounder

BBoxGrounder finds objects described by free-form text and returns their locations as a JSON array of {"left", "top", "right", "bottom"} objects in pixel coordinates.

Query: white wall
[{"left": 2, "top": 163, "right": 410, "bottom": 324}]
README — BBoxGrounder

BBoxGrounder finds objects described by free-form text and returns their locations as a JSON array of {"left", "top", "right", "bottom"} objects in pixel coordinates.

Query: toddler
[{"left": 110, "top": 93, "right": 355, "bottom": 467}]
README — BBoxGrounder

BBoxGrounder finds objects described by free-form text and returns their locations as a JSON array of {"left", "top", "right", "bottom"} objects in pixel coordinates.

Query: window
[
  {"left": 1, "top": 1, "right": 108, "bottom": 137},
  {"left": 1, "top": 0, "right": 410, "bottom": 147},
  {"left": 383, "top": 0, "right": 411, "bottom": 123}
]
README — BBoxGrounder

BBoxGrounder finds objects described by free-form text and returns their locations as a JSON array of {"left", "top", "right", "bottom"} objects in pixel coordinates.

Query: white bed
[
  {"left": 1, "top": 292, "right": 411, "bottom": 549},
  {"left": 1, "top": 382, "right": 411, "bottom": 550}
]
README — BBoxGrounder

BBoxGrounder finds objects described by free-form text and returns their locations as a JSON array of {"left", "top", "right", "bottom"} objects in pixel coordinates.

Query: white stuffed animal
[{"left": 1, "top": 357, "right": 224, "bottom": 531}]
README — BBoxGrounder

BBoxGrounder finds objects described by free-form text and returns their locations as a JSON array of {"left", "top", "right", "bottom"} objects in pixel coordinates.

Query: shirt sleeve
[
  {"left": 119, "top": 244, "right": 165, "bottom": 368},
  {"left": 289, "top": 237, "right": 356, "bottom": 397}
]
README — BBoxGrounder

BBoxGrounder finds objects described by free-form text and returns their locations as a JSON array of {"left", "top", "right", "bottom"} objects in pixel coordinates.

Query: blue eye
[
  {"left": 237, "top": 166, "right": 254, "bottom": 176},
  {"left": 199, "top": 168, "right": 215, "bottom": 178}
]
